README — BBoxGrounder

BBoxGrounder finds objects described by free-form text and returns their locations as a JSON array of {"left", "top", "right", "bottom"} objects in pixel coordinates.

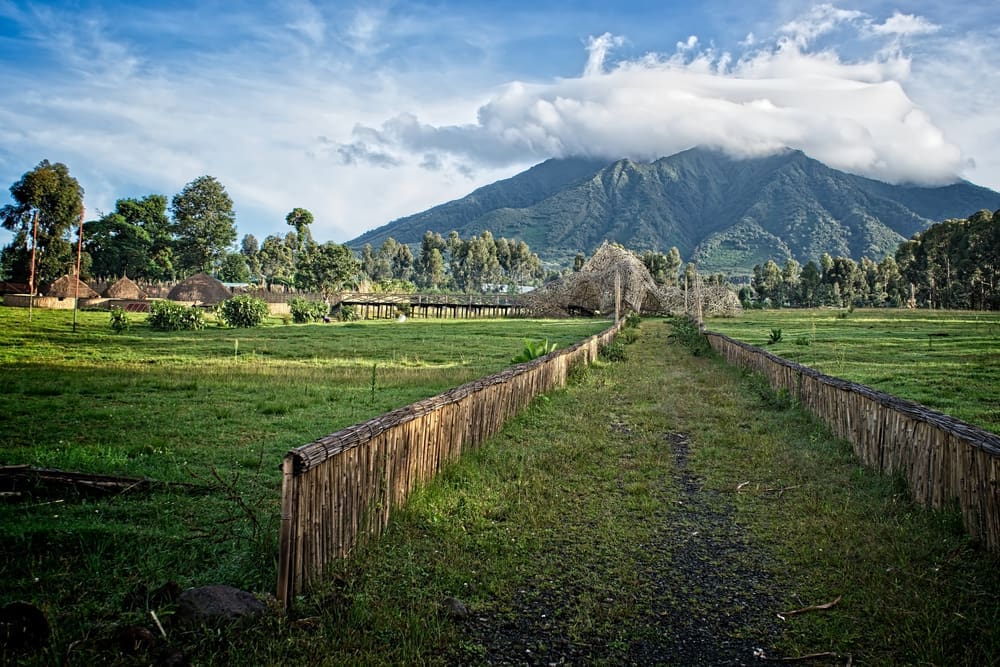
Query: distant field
[{"left": 706, "top": 308, "right": 1000, "bottom": 435}]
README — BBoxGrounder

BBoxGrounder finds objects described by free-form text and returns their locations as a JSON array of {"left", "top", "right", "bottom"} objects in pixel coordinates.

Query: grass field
[
  {"left": 2, "top": 311, "right": 998, "bottom": 664},
  {"left": 0, "top": 305, "right": 607, "bottom": 659},
  {"left": 705, "top": 308, "right": 1000, "bottom": 435}
]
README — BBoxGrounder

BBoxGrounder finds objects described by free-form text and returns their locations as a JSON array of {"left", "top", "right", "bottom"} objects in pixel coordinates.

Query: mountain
[{"left": 347, "top": 148, "right": 1000, "bottom": 275}]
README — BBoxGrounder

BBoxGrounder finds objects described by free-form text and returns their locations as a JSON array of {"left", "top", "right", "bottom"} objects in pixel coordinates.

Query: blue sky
[{"left": 2, "top": 1, "right": 999, "bottom": 247}]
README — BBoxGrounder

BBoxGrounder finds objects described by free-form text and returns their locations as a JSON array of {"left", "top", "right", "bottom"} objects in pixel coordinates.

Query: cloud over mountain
[{"left": 339, "top": 6, "right": 963, "bottom": 187}]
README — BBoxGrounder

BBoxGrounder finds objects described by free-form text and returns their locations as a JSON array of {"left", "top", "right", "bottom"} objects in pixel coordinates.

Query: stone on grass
[
  {"left": 441, "top": 596, "right": 470, "bottom": 620},
  {"left": 174, "top": 585, "right": 265, "bottom": 626}
]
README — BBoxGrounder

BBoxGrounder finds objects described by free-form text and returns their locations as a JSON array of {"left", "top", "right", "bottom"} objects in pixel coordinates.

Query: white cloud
[
  {"left": 583, "top": 32, "right": 625, "bottom": 77},
  {"left": 338, "top": 10, "right": 965, "bottom": 187},
  {"left": 871, "top": 12, "right": 939, "bottom": 38}
]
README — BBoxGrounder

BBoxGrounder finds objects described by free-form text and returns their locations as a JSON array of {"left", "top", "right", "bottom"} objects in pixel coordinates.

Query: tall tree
[
  {"left": 84, "top": 194, "right": 173, "bottom": 280},
  {"left": 305, "top": 242, "right": 360, "bottom": 297},
  {"left": 0, "top": 160, "right": 84, "bottom": 286},
  {"left": 240, "top": 234, "right": 262, "bottom": 283},
  {"left": 259, "top": 234, "right": 294, "bottom": 288},
  {"left": 171, "top": 175, "right": 237, "bottom": 274}
]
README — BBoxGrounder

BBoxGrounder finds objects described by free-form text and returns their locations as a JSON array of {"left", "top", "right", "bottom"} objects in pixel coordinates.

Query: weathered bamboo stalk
[
  {"left": 705, "top": 331, "right": 1000, "bottom": 554},
  {"left": 276, "top": 321, "right": 623, "bottom": 607}
]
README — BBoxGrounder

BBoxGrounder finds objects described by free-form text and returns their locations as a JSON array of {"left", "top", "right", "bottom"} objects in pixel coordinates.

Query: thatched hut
[
  {"left": 45, "top": 274, "right": 99, "bottom": 299},
  {"left": 167, "top": 272, "right": 232, "bottom": 305},
  {"left": 103, "top": 276, "right": 147, "bottom": 300}
]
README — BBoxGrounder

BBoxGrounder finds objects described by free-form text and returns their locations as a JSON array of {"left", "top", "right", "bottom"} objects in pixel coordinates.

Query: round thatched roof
[
  {"left": 167, "top": 272, "right": 231, "bottom": 305},
  {"left": 103, "top": 276, "right": 147, "bottom": 299},
  {"left": 46, "top": 274, "right": 99, "bottom": 299}
]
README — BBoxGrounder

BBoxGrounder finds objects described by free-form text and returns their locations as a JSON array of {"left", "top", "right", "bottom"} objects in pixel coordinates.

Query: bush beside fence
[
  {"left": 705, "top": 331, "right": 1000, "bottom": 554},
  {"left": 277, "top": 321, "right": 623, "bottom": 606}
]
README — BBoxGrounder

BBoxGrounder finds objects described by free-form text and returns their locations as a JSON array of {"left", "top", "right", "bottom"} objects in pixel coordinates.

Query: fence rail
[
  {"left": 705, "top": 331, "right": 1000, "bottom": 553},
  {"left": 277, "top": 320, "right": 623, "bottom": 606}
]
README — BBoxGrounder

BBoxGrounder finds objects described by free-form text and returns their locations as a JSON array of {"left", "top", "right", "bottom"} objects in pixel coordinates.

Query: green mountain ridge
[{"left": 347, "top": 147, "right": 1000, "bottom": 275}]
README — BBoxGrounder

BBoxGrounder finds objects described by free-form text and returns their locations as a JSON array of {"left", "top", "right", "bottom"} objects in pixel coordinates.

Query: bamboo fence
[
  {"left": 705, "top": 331, "right": 1000, "bottom": 553},
  {"left": 277, "top": 320, "right": 623, "bottom": 606}
]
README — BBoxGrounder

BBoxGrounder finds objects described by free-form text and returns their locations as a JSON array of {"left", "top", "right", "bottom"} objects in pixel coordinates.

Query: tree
[
  {"left": 240, "top": 234, "right": 262, "bottom": 283},
  {"left": 218, "top": 252, "right": 251, "bottom": 282},
  {"left": 307, "top": 242, "right": 360, "bottom": 297},
  {"left": 84, "top": 194, "right": 174, "bottom": 280},
  {"left": 285, "top": 208, "right": 314, "bottom": 254},
  {"left": 0, "top": 160, "right": 84, "bottom": 287},
  {"left": 259, "top": 234, "right": 294, "bottom": 288},
  {"left": 414, "top": 231, "right": 447, "bottom": 288},
  {"left": 171, "top": 175, "right": 237, "bottom": 274}
]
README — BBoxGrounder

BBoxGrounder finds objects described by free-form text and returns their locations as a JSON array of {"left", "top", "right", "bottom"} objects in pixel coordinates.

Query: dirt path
[{"left": 446, "top": 321, "right": 790, "bottom": 665}]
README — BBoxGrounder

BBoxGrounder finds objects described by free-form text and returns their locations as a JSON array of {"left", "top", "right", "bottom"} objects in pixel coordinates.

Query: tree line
[
  {"left": 747, "top": 209, "right": 1000, "bottom": 310},
  {"left": 0, "top": 160, "right": 548, "bottom": 296}
]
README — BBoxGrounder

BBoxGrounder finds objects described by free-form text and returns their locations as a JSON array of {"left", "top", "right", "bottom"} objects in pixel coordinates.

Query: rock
[
  {"left": 173, "top": 585, "right": 265, "bottom": 626},
  {"left": 441, "top": 596, "right": 469, "bottom": 620},
  {"left": 0, "top": 601, "right": 49, "bottom": 652}
]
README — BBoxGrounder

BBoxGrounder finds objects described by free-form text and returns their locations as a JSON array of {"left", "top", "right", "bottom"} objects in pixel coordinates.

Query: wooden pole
[
  {"left": 72, "top": 207, "right": 84, "bottom": 333},
  {"left": 28, "top": 210, "right": 38, "bottom": 322}
]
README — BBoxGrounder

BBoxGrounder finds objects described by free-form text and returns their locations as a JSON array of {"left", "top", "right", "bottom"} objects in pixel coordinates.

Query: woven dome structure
[
  {"left": 45, "top": 274, "right": 99, "bottom": 299},
  {"left": 103, "top": 275, "right": 147, "bottom": 300},
  {"left": 523, "top": 243, "right": 660, "bottom": 317},
  {"left": 167, "top": 272, "right": 231, "bottom": 305},
  {"left": 523, "top": 242, "right": 742, "bottom": 318}
]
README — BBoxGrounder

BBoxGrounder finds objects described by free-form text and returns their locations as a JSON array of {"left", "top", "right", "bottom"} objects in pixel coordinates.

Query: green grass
[
  {"left": 158, "top": 317, "right": 995, "bottom": 666},
  {"left": 0, "top": 305, "right": 607, "bottom": 661},
  {"left": 706, "top": 308, "right": 1000, "bottom": 434},
  {"left": 3, "top": 311, "right": 998, "bottom": 665}
]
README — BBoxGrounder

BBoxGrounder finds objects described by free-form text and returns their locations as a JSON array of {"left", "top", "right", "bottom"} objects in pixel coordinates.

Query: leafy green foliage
[
  {"left": 599, "top": 340, "right": 626, "bottom": 361},
  {"left": 511, "top": 338, "right": 557, "bottom": 363},
  {"left": 624, "top": 312, "right": 641, "bottom": 329},
  {"left": 767, "top": 328, "right": 782, "bottom": 344},
  {"left": 84, "top": 194, "right": 174, "bottom": 281},
  {"left": 171, "top": 175, "right": 237, "bottom": 274},
  {"left": 288, "top": 297, "right": 330, "bottom": 323},
  {"left": 217, "top": 295, "right": 269, "bottom": 328},
  {"left": 337, "top": 303, "right": 359, "bottom": 321},
  {"left": 148, "top": 300, "right": 206, "bottom": 331},
  {"left": 0, "top": 160, "right": 83, "bottom": 286},
  {"left": 108, "top": 306, "right": 130, "bottom": 333},
  {"left": 667, "top": 317, "right": 711, "bottom": 356}
]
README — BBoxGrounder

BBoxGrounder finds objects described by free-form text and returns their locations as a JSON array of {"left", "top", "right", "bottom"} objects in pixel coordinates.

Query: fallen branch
[
  {"left": 778, "top": 595, "right": 842, "bottom": 621},
  {"left": 755, "top": 647, "right": 851, "bottom": 664}
]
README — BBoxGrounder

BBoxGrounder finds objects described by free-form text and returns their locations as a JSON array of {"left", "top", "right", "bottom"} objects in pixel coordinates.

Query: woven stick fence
[
  {"left": 706, "top": 331, "right": 1000, "bottom": 553},
  {"left": 277, "top": 321, "right": 623, "bottom": 606}
]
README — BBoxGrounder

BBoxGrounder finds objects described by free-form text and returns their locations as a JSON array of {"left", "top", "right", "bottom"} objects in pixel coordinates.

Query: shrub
[
  {"left": 109, "top": 307, "right": 130, "bottom": 333},
  {"left": 338, "top": 304, "right": 359, "bottom": 321},
  {"left": 148, "top": 301, "right": 206, "bottom": 331},
  {"left": 288, "top": 297, "right": 330, "bottom": 323},
  {"left": 511, "top": 338, "right": 557, "bottom": 363},
  {"left": 768, "top": 328, "right": 783, "bottom": 345},
  {"left": 599, "top": 340, "right": 626, "bottom": 362},
  {"left": 618, "top": 328, "right": 639, "bottom": 344},
  {"left": 667, "top": 317, "right": 711, "bottom": 356},
  {"left": 218, "top": 295, "right": 269, "bottom": 328},
  {"left": 624, "top": 312, "right": 641, "bottom": 329}
]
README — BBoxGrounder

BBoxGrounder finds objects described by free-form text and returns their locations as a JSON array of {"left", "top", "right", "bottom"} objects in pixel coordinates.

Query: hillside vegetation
[{"left": 347, "top": 147, "right": 1000, "bottom": 274}]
